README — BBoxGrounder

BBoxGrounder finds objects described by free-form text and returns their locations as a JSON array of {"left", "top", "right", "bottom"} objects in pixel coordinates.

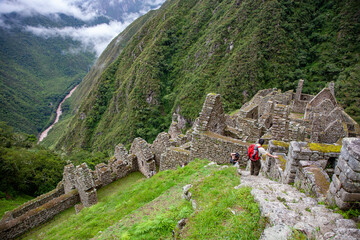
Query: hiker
[
  {"left": 230, "top": 152, "right": 240, "bottom": 166},
  {"left": 248, "top": 139, "right": 278, "bottom": 176}
]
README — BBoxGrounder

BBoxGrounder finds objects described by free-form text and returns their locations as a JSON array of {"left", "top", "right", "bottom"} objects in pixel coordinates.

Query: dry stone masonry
[
  {"left": 2, "top": 80, "right": 360, "bottom": 239},
  {"left": 327, "top": 138, "right": 360, "bottom": 210}
]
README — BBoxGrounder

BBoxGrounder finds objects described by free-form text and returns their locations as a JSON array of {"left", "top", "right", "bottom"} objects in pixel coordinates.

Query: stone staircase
[{"left": 236, "top": 170, "right": 359, "bottom": 240}]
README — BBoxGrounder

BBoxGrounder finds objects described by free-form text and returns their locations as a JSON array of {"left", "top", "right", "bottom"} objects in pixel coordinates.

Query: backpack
[{"left": 247, "top": 144, "right": 260, "bottom": 161}]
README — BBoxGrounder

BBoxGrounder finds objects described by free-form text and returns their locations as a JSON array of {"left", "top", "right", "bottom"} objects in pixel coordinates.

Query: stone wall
[
  {"left": 0, "top": 190, "right": 79, "bottom": 240},
  {"left": 234, "top": 117, "right": 263, "bottom": 142},
  {"left": 0, "top": 182, "right": 64, "bottom": 222},
  {"left": 294, "top": 162, "right": 330, "bottom": 201},
  {"left": 152, "top": 132, "right": 171, "bottom": 165},
  {"left": 191, "top": 131, "right": 249, "bottom": 166},
  {"left": 195, "top": 93, "right": 226, "bottom": 135},
  {"left": 327, "top": 138, "right": 360, "bottom": 210},
  {"left": 271, "top": 104, "right": 290, "bottom": 141},
  {"left": 63, "top": 164, "right": 76, "bottom": 193},
  {"left": 75, "top": 163, "right": 98, "bottom": 208},
  {"left": 130, "top": 137, "right": 156, "bottom": 177},
  {"left": 95, "top": 163, "right": 112, "bottom": 187},
  {"left": 263, "top": 140, "right": 290, "bottom": 182},
  {"left": 283, "top": 141, "right": 340, "bottom": 184},
  {"left": 160, "top": 147, "right": 191, "bottom": 171}
]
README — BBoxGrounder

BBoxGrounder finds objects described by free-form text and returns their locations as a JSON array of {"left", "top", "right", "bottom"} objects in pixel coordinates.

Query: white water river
[{"left": 38, "top": 85, "right": 78, "bottom": 143}]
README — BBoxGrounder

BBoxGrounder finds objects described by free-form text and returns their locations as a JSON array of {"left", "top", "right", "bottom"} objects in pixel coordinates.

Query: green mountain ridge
[
  {"left": 0, "top": 14, "right": 96, "bottom": 134},
  {"left": 48, "top": 0, "right": 360, "bottom": 153}
]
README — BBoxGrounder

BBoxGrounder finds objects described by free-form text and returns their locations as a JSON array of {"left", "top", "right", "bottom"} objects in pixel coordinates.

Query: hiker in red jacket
[{"left": 248, "top": 139, "right": 278, "bottom": 176}]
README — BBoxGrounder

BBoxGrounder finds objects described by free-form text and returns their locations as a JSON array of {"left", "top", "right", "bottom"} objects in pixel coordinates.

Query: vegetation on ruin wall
[
  {"left": 307, "top": 142, "right": 342, "bottom": 153},
  {"left": 22, "top": 160, "right": 265, "bottom": 240},
  {"left": 50, "top": 0, "right": 360, "bottom": 153}
]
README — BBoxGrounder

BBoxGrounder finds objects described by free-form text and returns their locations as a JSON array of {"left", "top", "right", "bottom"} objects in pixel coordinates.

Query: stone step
[{"left": 235, "top": 171, "right": 359, "bottom": 240}]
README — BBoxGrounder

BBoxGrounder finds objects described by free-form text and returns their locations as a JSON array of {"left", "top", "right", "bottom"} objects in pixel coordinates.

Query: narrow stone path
[{"left": 236, "top": 170, "right": 359, "bottom": 240}]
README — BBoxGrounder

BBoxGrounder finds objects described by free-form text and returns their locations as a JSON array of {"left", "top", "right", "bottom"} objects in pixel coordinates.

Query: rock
[
  {"left": 333, "top": 228, "right": 360, "bottom": 240},
  {"left": 293, "top": 222, "right": 316, "bottom": 237},
  {"left": 260, "top": 224, "right": 292, "bottom": 240},
  {"left": 177, "top": 218, "right": 186, "bottom": 230},
  {"left": 183, "top": 184, "right": 193, "bottom": 194},
  {"left": 335, "top": 219, "right": 357, "bottom": 229},
  {"left": 191, "top": 199, "right": 197, "bottom": 210}
]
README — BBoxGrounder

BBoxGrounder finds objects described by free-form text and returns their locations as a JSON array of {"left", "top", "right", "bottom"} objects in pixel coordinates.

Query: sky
[{"left": 0, "top": 0, "right": 166, "bottom": 56}]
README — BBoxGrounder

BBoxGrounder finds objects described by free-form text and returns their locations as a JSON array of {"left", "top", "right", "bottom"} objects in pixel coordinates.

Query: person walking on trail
[
  {"left": 230, "top": 152, "right": 240, "bottom": 166},
  {"left": 248, "top": 139, "right": 278, "bottom": 176}
]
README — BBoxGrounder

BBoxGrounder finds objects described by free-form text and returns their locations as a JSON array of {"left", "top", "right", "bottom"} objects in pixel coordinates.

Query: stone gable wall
[
  {"left": 195, "top": 93, "right": 226, "bottom": 135},
  {"left": 130, "top": 137, "right": 156, "bottom": 177},
  {"left": 152, "top": 132, "right": 171, "bottom": 165}
]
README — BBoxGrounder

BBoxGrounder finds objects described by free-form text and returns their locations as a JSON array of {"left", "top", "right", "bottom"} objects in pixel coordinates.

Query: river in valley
[{"left": 38, "top": 85, "right": 78, "bottom": 143}]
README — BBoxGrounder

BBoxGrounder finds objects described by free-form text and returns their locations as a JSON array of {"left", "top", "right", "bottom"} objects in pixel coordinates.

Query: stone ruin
[
  {"left": 327, "top": 138, "right": 360, "bottom": 210},
  {"left": 2, "top": 80, "right": 360, "bottom": 239}
]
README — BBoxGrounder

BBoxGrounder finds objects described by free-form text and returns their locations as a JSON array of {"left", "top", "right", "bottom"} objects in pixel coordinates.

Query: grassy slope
[
  {"left": 49, "top": 0, "right": 360, "bottom": 153},
  {"left": 21, "top": 160, "right": 265, "bottom": 240}
]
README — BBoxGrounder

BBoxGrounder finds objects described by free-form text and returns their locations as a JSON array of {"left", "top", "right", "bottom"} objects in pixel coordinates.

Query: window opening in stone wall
[{"left": 326, "top": 157, "right": 336, "bottom": 169}]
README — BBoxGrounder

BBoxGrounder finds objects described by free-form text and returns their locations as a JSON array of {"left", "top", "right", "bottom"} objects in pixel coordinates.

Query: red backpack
[{"left": 247, "top": 144, "right": 260, "bottom": 161}]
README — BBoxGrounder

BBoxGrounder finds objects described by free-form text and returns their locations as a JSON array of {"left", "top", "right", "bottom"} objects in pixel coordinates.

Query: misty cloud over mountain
[{"left": 0, "top": 0, "right": 166, "bottom": 56}]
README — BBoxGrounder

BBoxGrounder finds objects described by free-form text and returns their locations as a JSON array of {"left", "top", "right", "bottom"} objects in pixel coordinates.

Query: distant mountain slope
[
  {"left": 0, "top": 0, "right": 165, "bottom": 135},
  {"left": 52, "top": 0, "right": 359, "bottom": 152},
  {"left": 0, "top": 14, "right": 95, "bottom": 134}
]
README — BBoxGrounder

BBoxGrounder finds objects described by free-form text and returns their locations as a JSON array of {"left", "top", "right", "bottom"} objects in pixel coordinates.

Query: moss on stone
[
  {"left": 273, "top": 140, "right": 290, "bottom": 148},
  {"left": 307, "top": 143, "right": 341, "bottom": 153},
  {"left": 170, "top": 147, "right": 190, "bottom": 154},
  {"left": 278, "top": 155, "right": 287, "bottom": 171},
  {"left": 307, "top": 167, "right": 330, "bottom": 195}
]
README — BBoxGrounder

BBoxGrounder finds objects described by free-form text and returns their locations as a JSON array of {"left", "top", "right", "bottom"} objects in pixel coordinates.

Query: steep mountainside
[
  {"left": 52, "top": 0, "right": 360, "bottom": 152},
  {"left": 0, "top": 14, "right": 95, "bottom": 134},
  {"left": 0, "top": 0, "right": 165, "bottom": 135}
]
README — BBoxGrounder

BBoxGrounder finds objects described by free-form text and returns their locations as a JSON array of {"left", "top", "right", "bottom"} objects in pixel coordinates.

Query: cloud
[
  {"left": 0, "top": 0, "right": 97, "bottom": 21},
  {"left": 2, "top": 0, "right": 166, "bottom": 57},
  {"left": 26, "top": 20, "right": 134, "bottom": 56}
]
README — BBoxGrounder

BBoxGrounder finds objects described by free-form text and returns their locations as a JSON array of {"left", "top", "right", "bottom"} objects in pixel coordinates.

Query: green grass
[
  {"left": 0, "top": 194, "right": 33, "bottom": 219},
  {"left": 21, "top": 160, "right": 265, "bottom": 239}
]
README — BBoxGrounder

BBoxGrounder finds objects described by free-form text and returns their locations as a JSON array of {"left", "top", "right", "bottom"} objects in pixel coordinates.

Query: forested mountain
[
  {"left": 46, "top": 0, "right": 359, "bottom": 153},
  {"left": 0, "top": 13, "right": 95, "bottom": 134},
  {"left": 0, "top": 0, "right": 165, "bottom": 135}
]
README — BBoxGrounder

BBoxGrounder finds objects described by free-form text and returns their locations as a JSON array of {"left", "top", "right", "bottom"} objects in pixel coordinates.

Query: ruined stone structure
[
  {"left": 152, "top": 132, "right": 171, "bottom": 165},
  {"left": 160, "top": 147, "right": 190, "bottom": 171},
  {"left": 193, "top": 93, "right": 226, "bottom": 135},
  {"left": 2, "top": 82, "right": 360, "bottom": 239},
  {"left": 191, "top": 131, "right": 248, "bottom": 166},
  {"left": 130, "top": 137, "right": 156, "bottom": 177},
  {"left": 232, "top": 80, "right": 359, "bottom": 144},
  {"left": 327, "top": 138, "right": 360, "bottom": 210},
  {"left": 0, "top": 183, "right": 79, "bottom": 239}
]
